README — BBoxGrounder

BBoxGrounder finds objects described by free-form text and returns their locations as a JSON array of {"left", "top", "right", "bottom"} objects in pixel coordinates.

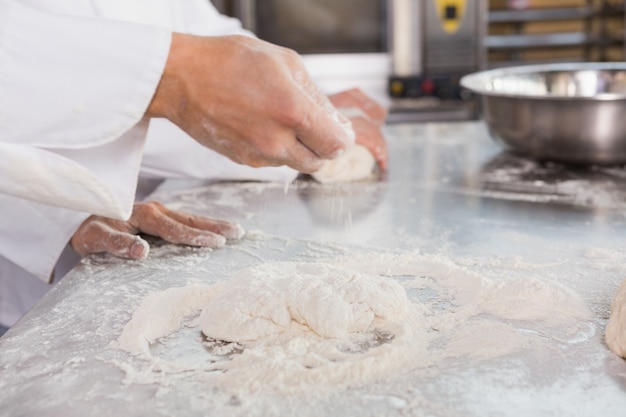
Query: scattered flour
[
  {"left": 114, "top": 286, "right": 220, "bottom": 356},
  {"left": 113, "top": 253, "right": 592, "bottom": 396},
  {"left": 478, "top": 277, "right": 590, "bottom": 321}
]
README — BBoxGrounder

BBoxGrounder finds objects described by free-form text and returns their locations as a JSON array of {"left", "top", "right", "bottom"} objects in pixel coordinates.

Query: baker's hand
[
  {"left": 328, "top": 88, "right": 388, "bottom": 125},
  {"left": 328, "top": 88, "right": 388, "bottom": 170},
  {"left": 148, "top": 34, "right": 355, "bottom": 174},
  {"left": 70, "top": 201, "right": 244, "bottom": 259}
]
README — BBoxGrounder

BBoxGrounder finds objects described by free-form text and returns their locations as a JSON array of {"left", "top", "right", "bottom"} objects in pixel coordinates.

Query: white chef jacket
[{"left": 0, "top": 0, "right": 297, "bottom": 328}]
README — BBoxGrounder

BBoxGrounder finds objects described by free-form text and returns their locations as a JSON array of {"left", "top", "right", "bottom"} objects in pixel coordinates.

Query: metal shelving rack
[{"left": 486, "top": 0, "right": 626, "bottom": 67}]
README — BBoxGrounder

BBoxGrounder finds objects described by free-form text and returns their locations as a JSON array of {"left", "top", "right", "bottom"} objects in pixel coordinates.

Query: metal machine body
[{"left": 388, "top": 0, "right": 487, "bottom": 101}]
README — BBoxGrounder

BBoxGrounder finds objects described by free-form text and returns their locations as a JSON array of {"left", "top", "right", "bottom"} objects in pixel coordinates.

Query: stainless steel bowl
[{"left": 460, "top": 62, "right": 626, "bottom": 165}]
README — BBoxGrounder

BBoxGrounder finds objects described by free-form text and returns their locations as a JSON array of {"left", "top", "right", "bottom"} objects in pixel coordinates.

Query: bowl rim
[{"left": 460, "top": 62, "right": 626, "bottom": 101}]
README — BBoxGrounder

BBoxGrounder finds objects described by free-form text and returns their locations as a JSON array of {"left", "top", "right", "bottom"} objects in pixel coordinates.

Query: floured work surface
[
  {"left": 1, "top": 122, "right": 626, "bottom": 417},
  {"left": 111, "top": 251, "right": 594, "bottom": 401},
  {"left": 477, "top": 151, "right": 626, "bottom": 209}
]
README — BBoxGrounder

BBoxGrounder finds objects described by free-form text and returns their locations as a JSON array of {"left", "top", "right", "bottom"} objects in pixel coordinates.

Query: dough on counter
[
  {"left": 198, "top": 262, "right": 412, "bottom": 342},
  {"left": 113, "top": 252, "right": 594, "bottom": 396},
  {"left": 115, "top": 259, "right": 426, "bottom": 394},
  {"left": 311, "top": 144, "right": 376, "bottom": 184},
  {"left": 606, "top": 278, "right": 626, "bottom": 358}
]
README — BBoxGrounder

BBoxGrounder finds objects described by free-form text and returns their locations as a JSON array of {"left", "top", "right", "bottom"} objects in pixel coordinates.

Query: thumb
[
  {"left": 292, "top": 73, "right": 356, "bottom": 166},
  {"left": 104, "top": 233, "right": 150, "bottom": 260},
  {"left": 72, "top": 221, "right": 150, "bottom": 259}
]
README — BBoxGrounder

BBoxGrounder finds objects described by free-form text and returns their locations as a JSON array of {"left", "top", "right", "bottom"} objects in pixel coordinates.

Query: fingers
[
  {"left": 351, "top": 116, "right": 388, "bottom": 170},
  {"left": 249, "top": 78, "right": 357, "bottom": 174},
  {"left": 71, "top": 219, "right": 149, "bottom": 259},
  {"left": 129, "top": 202, "right": 239, "bottom": 249},
  {"left": 140, "top": 213, "right": 227, "bottom": 248},
  {"left": 328, "top": 88, "right": 388, "bottom": 125},
  {"left": 325, "top": 88, "right": 389, "bottom": 170},
  {"left": 159, "top": 206, "right": 245, "bottom": 241},
  {"left": 288, "top": 69, "right": 356, "bottom": 173},
  {"left": 238, "top": 129, "right": 327, "bottom": 174}
]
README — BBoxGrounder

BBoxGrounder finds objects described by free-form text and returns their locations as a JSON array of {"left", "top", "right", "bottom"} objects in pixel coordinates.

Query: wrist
[{"left": 147, "top": 32, "right": 190, "bottom": 119}]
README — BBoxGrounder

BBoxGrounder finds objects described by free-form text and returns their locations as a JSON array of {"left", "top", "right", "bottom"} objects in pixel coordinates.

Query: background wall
[{"left": 488, "top": 0, "right": 625, "bottom": 65}]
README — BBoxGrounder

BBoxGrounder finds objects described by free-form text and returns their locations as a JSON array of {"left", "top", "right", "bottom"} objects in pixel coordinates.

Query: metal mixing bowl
[{"left": 460, "top": 62, "right": 626, "bottom": 165}]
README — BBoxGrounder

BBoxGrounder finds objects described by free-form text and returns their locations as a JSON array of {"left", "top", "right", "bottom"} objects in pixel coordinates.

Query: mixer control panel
[{"left": 388, "top": 74, "right": 464, "bottom": 100}]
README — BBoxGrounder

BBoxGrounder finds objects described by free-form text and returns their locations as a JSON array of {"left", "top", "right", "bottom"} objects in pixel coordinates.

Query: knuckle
[
  {"left": 239, "top": 132, "right": 291, "bottom": 166},
  {"left": 263, "top": 137, "right": 288, "bottom": 157},
  {"left": 279, "top": 46, "right": 302, "bottom": 64},
  {"left": 277, "top": 99, "right": 306, "bottom": 128},
  {"left": 234, "top": 147, "right": 266, "bottom": 168},
  {"left": 134, "top": 201, "right": 163, "bottom": 218}
]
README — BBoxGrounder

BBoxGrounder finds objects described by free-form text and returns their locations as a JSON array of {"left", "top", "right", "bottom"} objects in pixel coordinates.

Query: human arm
[
  {"left": 146, "top": 33, "right": 355, "bottom": 174},
  {"left": 141, "top": 86, "right": 389, "bottom": 183},
  {"left": 0, "top": 1, "right": 357, "bottom": 290},
  {"left": 140, "top": 88, "right": 387, "bottom": 183},
  {"left": 1, "top": 3, "right": 354, "bottom": 217}
]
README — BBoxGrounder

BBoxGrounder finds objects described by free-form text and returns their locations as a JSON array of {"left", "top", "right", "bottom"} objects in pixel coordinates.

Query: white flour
[
  {"left": 477, "top": 153, "right": 626, "bottom": 209},
  {"left": 199, "top": 262, "right": 415, "bottom": 341},
  {"left": 113, "top": 252, "right": 591, "bottom": 397},
  {"left": 311, "top": 144, "right": 376, "bottom": 184}
]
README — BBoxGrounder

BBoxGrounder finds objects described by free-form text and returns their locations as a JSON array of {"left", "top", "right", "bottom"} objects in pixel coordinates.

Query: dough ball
[
  {"left": 198, "top": 262, "right": 412, "bottom": 342},
  {"left": 311, "top": 144, "right": 376, "bottom": 184},
  {"left": 606, "top": 278, "right": 626, "bottom": 358}
]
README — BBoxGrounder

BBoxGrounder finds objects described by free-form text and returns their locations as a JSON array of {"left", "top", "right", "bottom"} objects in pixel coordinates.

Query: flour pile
[
  {"left": 199, "top": 262, "right": 414, "bottom": 341},
  {"left": 116, "top": 262, "right": 429, "bottom": 393},
  {"left": 113, "top": 254, "right": 591, "bottom": 395}
]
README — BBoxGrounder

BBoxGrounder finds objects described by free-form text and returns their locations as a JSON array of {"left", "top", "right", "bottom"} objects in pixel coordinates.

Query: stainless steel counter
[{"left": 1, "top": 121, "right": 626, "bottom": 416}]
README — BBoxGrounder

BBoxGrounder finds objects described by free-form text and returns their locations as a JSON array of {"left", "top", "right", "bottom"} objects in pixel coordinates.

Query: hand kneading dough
[
  {"left": 606, "top": 278, "right": 626, "bottom": 358},
  {"left": 311, "top": 144, "right": 376, "bottom": 184},
  {"left": 198, "top": 262, "right": 412, "bottom": 342}
]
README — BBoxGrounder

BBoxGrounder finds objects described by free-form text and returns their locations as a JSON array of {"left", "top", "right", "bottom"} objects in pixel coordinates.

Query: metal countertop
[{"left": 1, "top": 121, "right": 626, "bottom": 416}]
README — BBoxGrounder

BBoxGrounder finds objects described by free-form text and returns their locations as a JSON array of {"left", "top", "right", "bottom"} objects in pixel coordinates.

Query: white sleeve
[
  {"left": 0, "top": 194, "right": 89, "bottom": 282},
  {"left": 0, "top": 1, "right": 171, "bottom": 219},
  {"left": 172, "top": 0, "right": 254, "bottom": 36}
]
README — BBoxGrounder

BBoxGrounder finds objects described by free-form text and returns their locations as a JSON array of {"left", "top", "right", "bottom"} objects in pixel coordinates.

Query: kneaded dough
[
  {"left": 311, "top": 144, "right": 376, "bottom": 184},
  {"left": 198, "top": 262, "right": 412, "bottom": 342},
  {"left": 606, "top": 278, "right": 626, "bottom": 357}
]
